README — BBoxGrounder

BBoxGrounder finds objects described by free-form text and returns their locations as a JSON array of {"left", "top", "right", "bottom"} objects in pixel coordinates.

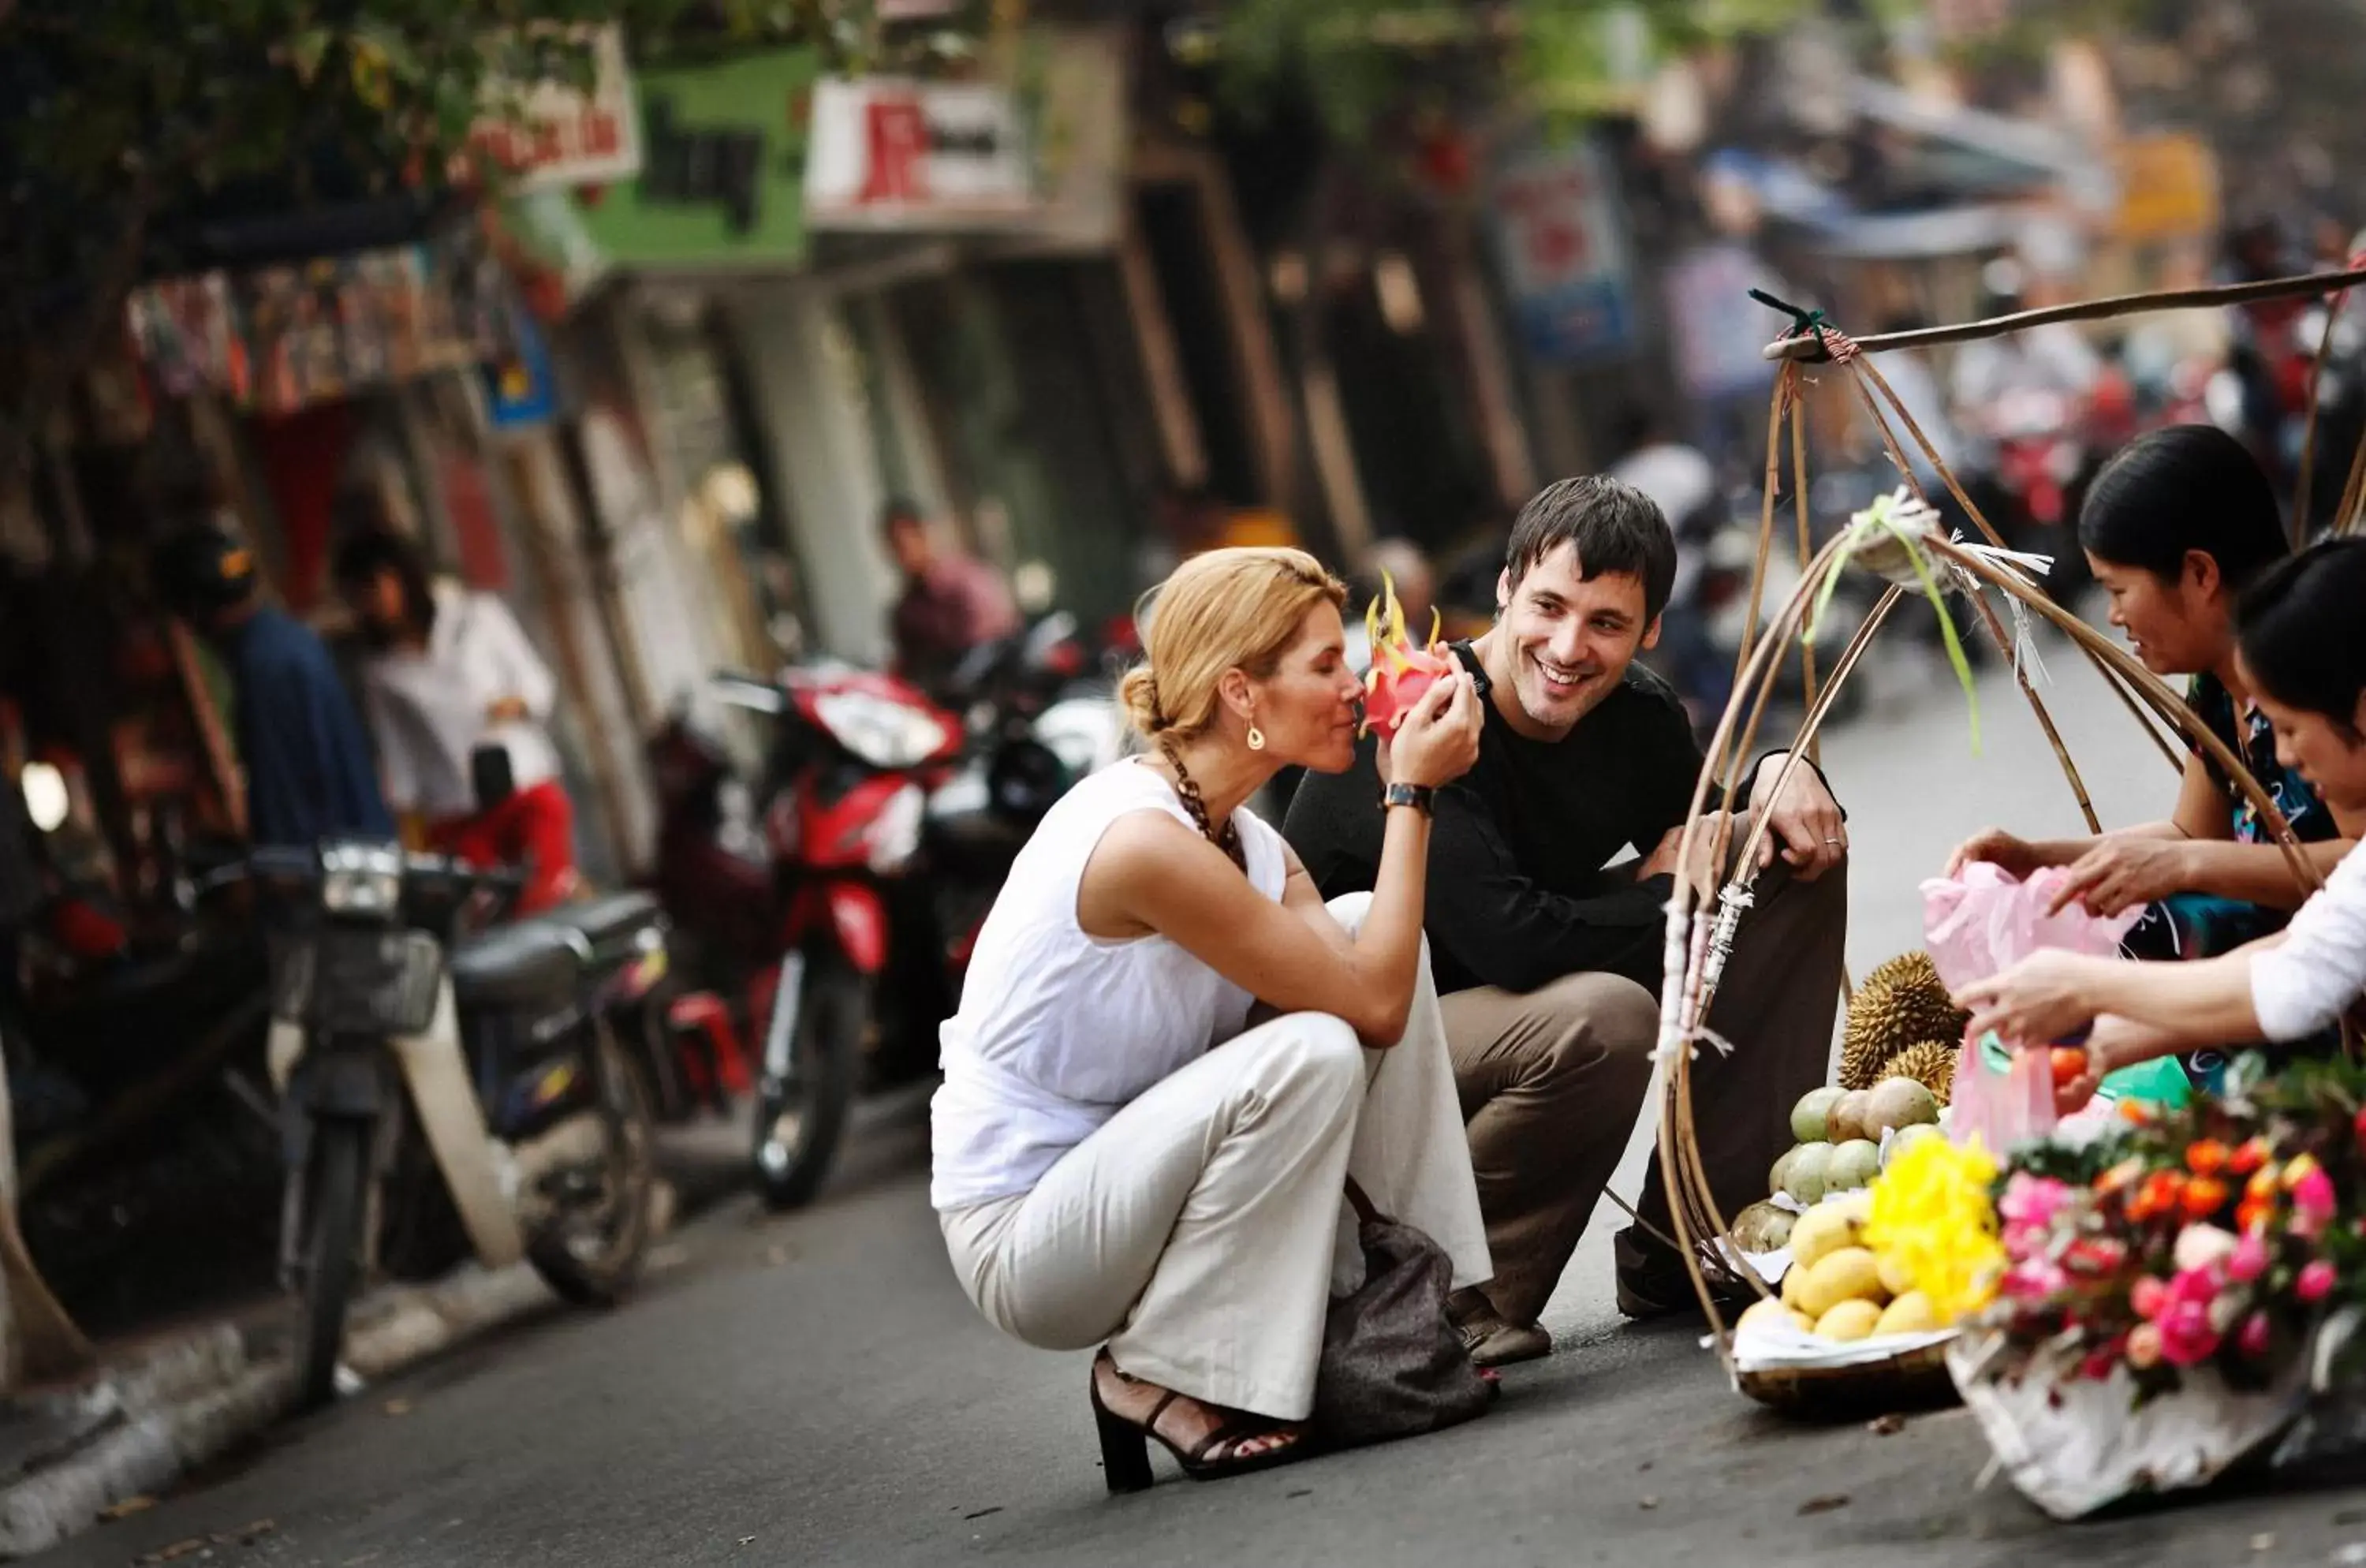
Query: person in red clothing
[
  {"left": 334, "top": 525, "right": 580, "bottom": 913},
  {"left": 883, "top": 500, "right": 1021, "bottom": 692}
]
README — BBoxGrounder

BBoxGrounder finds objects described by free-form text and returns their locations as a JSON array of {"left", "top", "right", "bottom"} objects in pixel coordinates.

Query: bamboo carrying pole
[
  {"left": 1760, "top": 265, "right": 2366, "bottom": 364},
  {"left": 1666, "top": 303, "right": 2349, "bottom": 1360}
]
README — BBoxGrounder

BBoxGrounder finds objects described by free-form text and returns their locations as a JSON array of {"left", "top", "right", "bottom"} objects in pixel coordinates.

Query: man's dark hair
[
  {"left": 1503, "top": 476, "right": 1678, "bottom": 622},
  {"left": 2237, "top": 536, "right": 2366, "bottom": 736},
  {"left": 879, "top": 498, "right": 924, "bottom": 535},
  {"left": 153, "top": 522, "right": 259, "bottom": 621},
  {"left": 332, "top": 526, "right": 438, "bottom": 640},
  {"left": 2077, "top": 424, "right": 2286, "bottom": 591}
]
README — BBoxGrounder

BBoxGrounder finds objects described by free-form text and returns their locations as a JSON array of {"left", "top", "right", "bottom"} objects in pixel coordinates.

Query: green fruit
[
  {"left": 1782, "top": 1141, "right": 1835, "bottom": 1206},
  {"left": 1731, "top": 1200, "right": 1796, "bottom": 1255},
  {"left": 1864, "top": 1077, "right": 1940, "bottom": 1138},
  {"left": 1883, "top": 1123, "right": 1945, "bottom": 1170},
  {"left": 1829, "top": 1089, "right": 1872, "bottom": 1144},
  {"left": 1827, "top": 1139, "right": 1883, "bottom": 1193},
  {"left": 1790, "top": 1086, "right": 1846, "bottom": 1144},
  {"left": 1771, "top": 1145, "right": 1802, "bottom": 1197}
]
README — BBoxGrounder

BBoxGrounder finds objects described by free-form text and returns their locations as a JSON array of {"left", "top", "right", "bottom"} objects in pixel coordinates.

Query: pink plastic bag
[
  {"left": 1949, "top": 1032, "right": 2061, "bottom": 1155},
  {"left": 1919, "top": 863, "right": 2144, "bottom": 1154},
  {"left": 1917, "top": 862, "right": 2144, "bottom": 995}
]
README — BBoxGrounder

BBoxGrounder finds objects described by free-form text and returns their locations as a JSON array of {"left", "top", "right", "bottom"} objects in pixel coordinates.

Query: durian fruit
[
  {"left": 1838, "top": 951, "right": 1969, "bottom": 1090},
  {"left": 1881, "top": 1040, "right": 1959, "bottom": 1107}
]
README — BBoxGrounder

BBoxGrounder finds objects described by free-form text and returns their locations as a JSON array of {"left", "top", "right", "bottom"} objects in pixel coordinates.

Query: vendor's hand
[
  {"left": 2047, "top": 1014, "right": 2178, "bottom": 1115},
  {"left": 1954, "top": 950, "right": 2110, "bottom": 1050},
  {"left": 1947, "top": 827, "right": 2043, "bottom": 880},
  {"left": 1380, "top": 668, "right": 1481, "bottom": 790},
  {"left": 1640, "top": 811, "right": 1741, "bottom": 904},
  {"left": 487, "top": 696, "right": 531, "bottom": 724},
  {"left": 1752, "top": 754, "right": 1845, "bottom": 880},
  {"left": 2046, "top": 838, "right": 2188, "bottom": 919}
]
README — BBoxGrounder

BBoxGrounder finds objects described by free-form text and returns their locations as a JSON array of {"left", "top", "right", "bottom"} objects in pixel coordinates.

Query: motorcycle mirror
[{"left": 20, "top": 761, "right": 67, "bottom": 833}]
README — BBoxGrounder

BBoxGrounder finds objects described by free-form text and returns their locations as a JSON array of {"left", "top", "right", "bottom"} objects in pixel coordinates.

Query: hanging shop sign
[
  {"left": 1487, "top": 140, "right": 1635, "bottom": 364},
  {"left": 484, "top": 312, "right": 559, "bottom": 431},
  {"left": 465, "top": 23, "right": 643, "bottom": 193},
  {"left": 124, "top": 229, "right": 525, "bottom": 416},
  {"left": 501, "top": 46, "right": 823, "bottom": 290},
  {"left": 803, "top": 28, "right": 1126, "bottom": 248}
]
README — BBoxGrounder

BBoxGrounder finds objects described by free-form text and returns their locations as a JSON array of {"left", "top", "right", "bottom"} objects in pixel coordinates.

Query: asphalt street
[{"left": 36, "top": 633, "right": 2366, "bottom": 1568}]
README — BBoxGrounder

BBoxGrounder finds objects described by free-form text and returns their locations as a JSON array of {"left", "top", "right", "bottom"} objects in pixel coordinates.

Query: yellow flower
[{"left": 1863, "top": 1135, "right": 2004, "bottom": 1324}]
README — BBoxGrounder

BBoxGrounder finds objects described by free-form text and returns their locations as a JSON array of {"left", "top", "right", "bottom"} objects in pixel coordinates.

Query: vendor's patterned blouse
[
  {"left": 2126, "top": 673, "right": 2342, "bottom": 1090},
  {"left": 2189, "top": 673, "right": 2336, "bottom": 851}
]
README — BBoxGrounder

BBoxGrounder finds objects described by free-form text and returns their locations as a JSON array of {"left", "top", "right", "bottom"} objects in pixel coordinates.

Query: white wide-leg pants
[{"left": 939, "top": 893, "right": 1490, "bottom": 1421}]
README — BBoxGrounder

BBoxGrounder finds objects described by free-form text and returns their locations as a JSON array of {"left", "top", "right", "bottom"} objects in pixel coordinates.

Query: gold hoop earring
[{"left": 1247, "top": 726, "right": 1267, "bottom": 752}]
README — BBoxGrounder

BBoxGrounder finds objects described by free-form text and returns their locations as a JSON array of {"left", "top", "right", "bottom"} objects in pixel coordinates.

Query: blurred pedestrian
[
  {"left": 334, "top": 525, "right": 579, "bottom": 913},
  {"left": 883, "top": 500, "right": 1021, "bottom": 692},
  {"left": 155, "top": 522, "right": 393, "bottom": 851}
]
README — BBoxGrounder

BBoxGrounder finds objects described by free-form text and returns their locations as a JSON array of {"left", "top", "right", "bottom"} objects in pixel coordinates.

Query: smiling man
[{"left": 1285, "top": 476, "right": 1849, "bottom": 1362}]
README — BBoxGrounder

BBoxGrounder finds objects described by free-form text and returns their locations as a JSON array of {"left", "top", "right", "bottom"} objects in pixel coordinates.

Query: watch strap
[{"left": 1382, "top": 782, "right": 1435, "bottom": 816}]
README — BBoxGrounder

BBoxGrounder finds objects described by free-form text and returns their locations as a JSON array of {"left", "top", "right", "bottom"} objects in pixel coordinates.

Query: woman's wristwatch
[{"left": 1381, "top": 782, "right": 1435, "bottom": 816}]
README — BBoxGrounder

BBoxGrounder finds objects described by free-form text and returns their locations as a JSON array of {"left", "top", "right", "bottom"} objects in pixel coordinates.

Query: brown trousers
[{"left": 1441, "top": 862, "right": 1847, "bottom": 1325}]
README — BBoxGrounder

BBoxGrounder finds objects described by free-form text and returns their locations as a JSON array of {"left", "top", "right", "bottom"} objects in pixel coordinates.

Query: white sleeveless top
[{"left": 929, "top": 760, "right": 1289, "bottom": 1210}]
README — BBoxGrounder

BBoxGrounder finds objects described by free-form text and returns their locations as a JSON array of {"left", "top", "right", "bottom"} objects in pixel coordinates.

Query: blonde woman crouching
[{"left": 931, "top": 546, "right": 1492, "bottom": 1490}]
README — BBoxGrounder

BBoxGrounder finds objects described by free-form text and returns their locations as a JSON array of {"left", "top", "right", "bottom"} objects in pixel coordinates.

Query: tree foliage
[
  {"left": 1189, "top": 0, "right": 1835, "bottom": 140},
  {"left": 0, "top": 0, "right": 976, "bottom": 479}
]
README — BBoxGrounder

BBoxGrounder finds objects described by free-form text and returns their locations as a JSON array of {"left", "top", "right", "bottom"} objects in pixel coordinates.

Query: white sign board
[
  {"left": 804, "top": 78, "right": 1036, "bottom": 225},
  {"left": 804, "top": 34, "right": 1125, "bottom": 247},
  {"left": 468, "top": 24, "right": 642, "bottom": 193},
  {"left": 1488, "top": 140, "right": 1634, "bottom": 363}
]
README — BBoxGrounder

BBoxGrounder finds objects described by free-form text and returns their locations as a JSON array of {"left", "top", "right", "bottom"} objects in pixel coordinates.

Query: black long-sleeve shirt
[{"left": 1283, "top": 644, "right": 1819, "bottom": 996}]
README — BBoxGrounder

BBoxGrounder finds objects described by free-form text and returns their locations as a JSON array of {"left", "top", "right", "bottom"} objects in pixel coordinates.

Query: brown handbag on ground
[{"left": 1309, "top": 1178, "right": 1495, "bottom": 1447}]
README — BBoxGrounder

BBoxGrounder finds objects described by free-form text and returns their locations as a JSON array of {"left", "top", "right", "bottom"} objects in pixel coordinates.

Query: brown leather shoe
[{"left": 1447, "top": 1289, "right": 1554, "bottom": 1368}]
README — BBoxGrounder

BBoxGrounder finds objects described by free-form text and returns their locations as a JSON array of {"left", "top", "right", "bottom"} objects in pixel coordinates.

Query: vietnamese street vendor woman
[{"left": 1958, "top": 537, "right": 2366, "bottom": 1103}]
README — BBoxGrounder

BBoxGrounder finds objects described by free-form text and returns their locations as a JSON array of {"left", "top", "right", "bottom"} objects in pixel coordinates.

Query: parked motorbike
[
  {"left": 700, "top": 665, "right": 968, "bottom": 1211},
  {"left": 217, "top": 841, "right": 657, "bottom": 1409}
]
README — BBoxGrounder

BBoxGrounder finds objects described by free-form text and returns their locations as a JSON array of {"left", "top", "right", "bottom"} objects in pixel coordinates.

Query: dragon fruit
[{"left": 1360, "top": 572, "right": 1456, "bottom": 738}]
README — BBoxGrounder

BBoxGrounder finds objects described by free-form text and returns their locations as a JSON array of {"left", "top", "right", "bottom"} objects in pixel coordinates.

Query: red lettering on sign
[{"left": 860, "top": 98, "right": 930, "bottom": 203}]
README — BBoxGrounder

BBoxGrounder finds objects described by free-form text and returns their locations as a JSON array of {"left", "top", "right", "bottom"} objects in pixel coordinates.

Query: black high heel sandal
[{"left": 1088, "top": 1353, "right": 1308, "bottom": 1494}]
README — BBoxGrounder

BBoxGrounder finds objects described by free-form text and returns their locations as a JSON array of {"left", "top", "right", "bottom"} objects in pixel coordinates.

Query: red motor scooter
[{"left": 650, "top": 664, "right": 968, "bottom": 1210}]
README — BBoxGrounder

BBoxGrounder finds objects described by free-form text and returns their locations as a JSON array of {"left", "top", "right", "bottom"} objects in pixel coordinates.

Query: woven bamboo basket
[
  {"left": 1666, "top": 271, "right": 2366, "bottom": 1411},
  {"left": 1733, "top": 1338, "right": 1957, "bottom": 1417}
]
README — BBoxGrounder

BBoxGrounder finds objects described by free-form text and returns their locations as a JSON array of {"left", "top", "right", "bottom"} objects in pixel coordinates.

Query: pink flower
[
  {"left": 2298, "top": 1260, "right": 2338, "bottom": 1303},
  {"left": 2158, "top": 1301, "right": 2222, "bottom": 1367},
  {"left": 2293, "top": 1167, "right": 2337, "bottom": 1219},
  {"left": 2238, "top": 1312, "right": 2274, "bottom": 1358},
  {"left": 2168, "top": 1266, "right": 2220, "bottom": 1308},
  {"left": 2001, "top": 1173, "right": 2074, "bottom": 1231},
  {"left": 2003, "top": 1257, "right": 2068, "bottom": 1301},
  {"left": 2131, "top": 1275, "right": 2168, "bottom": 1320},
  {"left": 2227, "top": 1231, "right": 2271, "bottom": 1284},
  {"left": 2174, "top": 1224, "right": 2238, "bottom": 1275},
  {"left": 2127, "top": 1322, "right": 2163, "bottom": 1369}
]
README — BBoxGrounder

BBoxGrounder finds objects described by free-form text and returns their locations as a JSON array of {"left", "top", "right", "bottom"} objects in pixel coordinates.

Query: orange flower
[
  {"left": 2186, "top": 1141, "right": 2230, "bottom": 1178},
  {"left": 2120, "top": 1099, "right": 2155, "bottom": 1125},
  {"left": 2183, "top": 1176, "right": 2231, "bottom": 1221},
  {"left": 2237, "top": 1198, "right": 2271, "bottom": 1235},
  {"left": 2230, "top": 1138, "right": 2271, "bottom": 1176}
]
